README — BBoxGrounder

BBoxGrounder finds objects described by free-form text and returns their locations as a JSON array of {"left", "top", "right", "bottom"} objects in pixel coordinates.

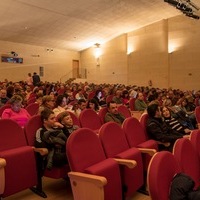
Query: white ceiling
[{"left": 0, "top": 0, "right": 199, "bottom": 51}]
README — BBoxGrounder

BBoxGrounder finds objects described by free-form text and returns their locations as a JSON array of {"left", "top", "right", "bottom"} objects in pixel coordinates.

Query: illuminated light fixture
[
  {"left": 168, "top": 43, "right": 176, "bottom": 53},
  {"left": 94, "top": 43, "right": 101, "bottom": 66}
]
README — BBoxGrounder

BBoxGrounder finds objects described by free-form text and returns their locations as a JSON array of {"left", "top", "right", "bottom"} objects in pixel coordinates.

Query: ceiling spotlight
[
  {"left": 164, "top": 0, "right": 200, "bottom": 20},
  {"left": 164, "top": 0, "right": 178, "bottom": 6},
  {"left": 185, "top": 12, "right": 200, "bottom": 19}
]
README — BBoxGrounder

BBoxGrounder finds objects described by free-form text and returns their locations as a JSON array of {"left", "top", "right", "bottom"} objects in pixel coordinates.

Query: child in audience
[
  {"left": 35, "top": 108, "right": 67, "bottom": 169},
  {"left": 57, "top": 111, "right": 79, "bottom": 138}
]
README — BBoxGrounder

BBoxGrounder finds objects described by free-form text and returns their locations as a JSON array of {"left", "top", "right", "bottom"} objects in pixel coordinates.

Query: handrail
[{"left": 60, "top": 70, "right": 73, "bottom": 83}]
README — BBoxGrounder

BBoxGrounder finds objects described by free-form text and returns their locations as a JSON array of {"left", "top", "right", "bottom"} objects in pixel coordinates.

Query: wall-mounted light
[
  {"left": 46, "top": 48, "right": 53, "bottom": 52},
  {"left": 94, "top": 43, "right": 102, "bottom": 66}
]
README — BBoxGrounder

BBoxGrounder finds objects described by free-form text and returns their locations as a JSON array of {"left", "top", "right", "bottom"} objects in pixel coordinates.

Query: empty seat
[
  {"left": 122, "top": 117, "right": 157, "bottom": 171},
  {"left": 79, "top": 109, "right": 102, "bottom": 132},
  {"left": 67, "top": 128, "right": 123, "bottom": 200},
  {"left": 99, "top": 122, "right": 144, "bottom": 198},
  {"left": 25, "top": 102, "right": 39, "bottom": 116},
  {"left": 0, "top": 119, "right": 41, "bottom": 198},
  {"left": 117, "top": 105, "right": 131, "bottom": 118}
]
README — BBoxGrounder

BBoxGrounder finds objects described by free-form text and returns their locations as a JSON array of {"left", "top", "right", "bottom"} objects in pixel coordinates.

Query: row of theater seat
[
  {"left": 67, "top": 119, "right": 158, "bottom": 200},
  {"left": 1, "top": 106, "right": 199, "bottom": 199},
  {"left": 0, "top": 117, "right": 69, "bottom": 199},
  {"left": 0, "top": 111, "right": 156, "bottom": 199}
]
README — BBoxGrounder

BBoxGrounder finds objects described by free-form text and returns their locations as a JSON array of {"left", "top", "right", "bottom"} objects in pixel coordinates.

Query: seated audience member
[
  {"left": 104, "top": 101, "right": 125, "bottom": 125},
  {"left": 53, "top": 94, "right": 70, "bottom": 116},
  {"left": 86, "top": 98, "right": 100, "bottom": 112},
  {"left": 35, "top": 108, "right": 67, "bottom": 169},
  {"left": 38, "top": 95, "right": 55, "bottom": 114},
  {"left": 75, "top": 88, "right": 85, "bottom": 100},
  {"left": 93, "top": 89, "right": 106, "bottom": 106},
  {"left": 146, "top": 103, "right": 183, "bottom": 151},
  {"left": 73, "top": 98, "right": 87, "bottom": 117},
  {"left": 112, "top": 89, "right": 123, "bottom": 105},
  {"left": 161, "top": 106, "right": 191, "bottom": 135},
  {"left": 0, "top": 89, "right": 9, "bottom": 106},
  {"left": 57, "top": 111, "right": 79, "bottom": 138},
  {"left": 163, "top": 98, "right": 195, "bottom": 130},
  {"left": 180, "top": 98, "right": 197, "bottom": 128},
  {"left": 121, "top": 90, "right": 130, "bottom": 106},
  {"left": 2, "top": 95, "right": 31, "bottom": 127},
  {"left": 135, "top": 92, "right": 147, "bottom": 111}
]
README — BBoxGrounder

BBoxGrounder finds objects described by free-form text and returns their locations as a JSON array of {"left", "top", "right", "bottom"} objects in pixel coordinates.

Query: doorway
[{"left": 72, "top": 60, "right": 80, "bottom": 78}]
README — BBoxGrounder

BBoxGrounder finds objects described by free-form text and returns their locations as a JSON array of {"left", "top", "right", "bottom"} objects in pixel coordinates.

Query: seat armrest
[
  {"left": 68, "top": 171, "right": 107, "bottom": 200},
  {"left": 0, "top": 158, "right": 6, "bottom": 194},
  {"left": 138, "top": 148, "right": 157, "bottom": 156},
  {"left": 0, "top": 158, "right": 6, "bottom": 168},
  {"left": 32, "top": 147, "right": 48, "bottom": 156},
  {"left": 114, "top": 158, "right": 137, "bottom": 169}
]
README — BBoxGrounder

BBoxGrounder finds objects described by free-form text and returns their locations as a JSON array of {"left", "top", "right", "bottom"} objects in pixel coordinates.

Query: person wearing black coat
[{"left": 146, "top": 103, "right": 183, "bottom": 151}]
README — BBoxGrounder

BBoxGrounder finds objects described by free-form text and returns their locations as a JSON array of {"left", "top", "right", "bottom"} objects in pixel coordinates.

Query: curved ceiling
[{"left": 0, "top": 0, "right": 199, "bottom": 51}]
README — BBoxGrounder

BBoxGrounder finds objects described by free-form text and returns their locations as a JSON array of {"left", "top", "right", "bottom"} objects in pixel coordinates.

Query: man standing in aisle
[{"left": 32, "top": 72, "right": 41, "bottom": 86}]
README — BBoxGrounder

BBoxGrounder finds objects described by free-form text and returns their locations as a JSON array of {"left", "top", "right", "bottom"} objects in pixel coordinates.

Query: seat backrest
[
  {"left": 0, "top": 104, "right": 11, "bottom": 117},
  {"left": 87, "top": 91, "right": 96, "bottom": 100},
  {"left": 24, "top": 115, "right": 42, "bottom": 146},
  {"left": 99, "top": 122, "right": 129, "bottom": 157},
  {"left": 117, "top": 105, "right": 131, "bottom": 118},
  {"left": 27, "top": 97, "right": 36, "bottom": 105},
  {"left": 147, "top": 151, "right": 180, "bottom": 200},
  {"left": 122, "top": 117, "right": 148, "bottom": 147},
  {"left": 129, "top": 98, "right": 136, "bottom": 111},
  {"left": 98, "top": 107, "right": 108, "bottom": 124},
  {"left": 79, "top": 109, "right": 102, "bottom": 130},
  {"left": 0, "top": 119, "right": 27, "bottom": 151},
  {"left": 69, "top": 111, "right": 81, "bottom": 127},
  {"left": 173, "top": 138, "right": 200, "bottom": 189},
  {"left": 190, "top": 129, "right": 200, "bottom": 161},
  {"left": 67, "top": 128, "right": 106, "bottom": 172},
  {"left": 139, "top": 113, "right": 149, "bottom": 138},
  {"left": 106, "top": 95, "right": 114, "bottom": 103},
  {"left": 195, "top": 106, "right": 200, "bottom": 123},
  {"left": 25, "top": 102, "right": 39, "bottom": 116}
]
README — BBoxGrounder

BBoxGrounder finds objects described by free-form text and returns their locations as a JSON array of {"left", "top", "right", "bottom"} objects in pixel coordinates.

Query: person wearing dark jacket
[
  {"left": 146, "top": 103, "right": 184, "bottom": 151},
  {"left": 32, "top": 72, "right": 41, "bottom": 86}
]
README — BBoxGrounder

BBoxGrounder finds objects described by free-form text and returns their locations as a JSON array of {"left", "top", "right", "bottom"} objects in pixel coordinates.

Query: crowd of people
[{"left": 0, "top": 77, "right": 200, "bottom": 167}]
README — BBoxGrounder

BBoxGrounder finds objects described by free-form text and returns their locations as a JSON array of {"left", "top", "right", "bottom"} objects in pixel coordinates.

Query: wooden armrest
[
  {"left": 114, "top": 158, "right": 137, "bottom": 169},
  {"left": 68, "top": 171, "right": 107, "bottom": 200},
  {"left": 68, "top": 172, "right": 107, "bottom": 187},
  {"left": 0, "top": 158, "right": 6, "bottom": 168},
  {"left": 156, "top": 141, "right": 170, "bottom": 147},
  {"left": 32, "top": 147, "right": 48, "bottom": 156},
  {"left": 0, "top": 158, "right": 6, "bottom": 194},
  {"left": 138, "top": 148, "right": 157, "bottom": 156}
]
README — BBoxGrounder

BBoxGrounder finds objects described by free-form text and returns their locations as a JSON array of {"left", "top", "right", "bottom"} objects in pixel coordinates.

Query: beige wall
[
  {"left": 168, "top": 15, "right": 200, "bottom": 90},
  {"left": 0, "top": 41, "right": 80, "bottom": 83},
  {"left": 80, "top": 15, "right": 200, "bottom": 90},
  {"left": 80, "top": 34, "right": 128, "bottom": 85},
  {"left": 0, "top": 15, "right": 200, "bottom": 90}
]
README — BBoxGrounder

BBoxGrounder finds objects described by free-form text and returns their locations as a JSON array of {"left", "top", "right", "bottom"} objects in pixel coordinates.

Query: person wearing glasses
[{"left": 2, "top": 94, "right": 30, "bottom": 127}]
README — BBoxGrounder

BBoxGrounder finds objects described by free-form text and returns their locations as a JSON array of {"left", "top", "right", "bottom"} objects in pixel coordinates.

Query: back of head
[
  {"left": 147, "top": 103, "right": 159, "bottom": 118},
  {"left": 41, "top": 108, "right": 54, "bottom": 121}
]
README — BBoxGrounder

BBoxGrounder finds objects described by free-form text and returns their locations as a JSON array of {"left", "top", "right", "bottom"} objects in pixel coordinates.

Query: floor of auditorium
[{"left": 5, "top": 177, "right": 151, "bottom": 200}]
